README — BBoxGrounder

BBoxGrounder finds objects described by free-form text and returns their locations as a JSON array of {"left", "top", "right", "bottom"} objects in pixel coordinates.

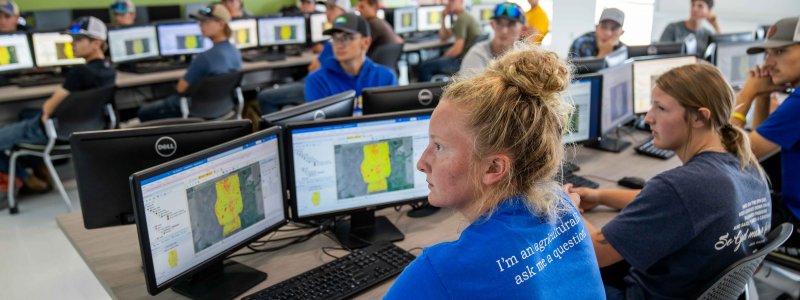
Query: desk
[
  {"left": 57, "top": 131, "right": 680, "bottom": 299},
  {"left": 403, "top": 39, "right": 453, "bottom": 52}
]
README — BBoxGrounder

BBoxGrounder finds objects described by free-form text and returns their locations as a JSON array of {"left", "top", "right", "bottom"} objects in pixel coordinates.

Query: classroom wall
[{"left": 17, "top": 0, "right": 297, "bottom": 16}]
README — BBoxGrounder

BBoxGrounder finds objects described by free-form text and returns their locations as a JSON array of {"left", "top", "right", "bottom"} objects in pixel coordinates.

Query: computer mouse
[{"left": 618, "top": 176, "right": 646, "bottom": 189}]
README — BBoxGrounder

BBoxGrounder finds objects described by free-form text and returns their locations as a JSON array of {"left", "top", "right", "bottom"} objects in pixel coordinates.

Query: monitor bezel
[
  {"left": 227, "top": 17, "right": 261, "bottom": 50},
  {"left": 106, "top": 24, "right": 162, "bottom": 64},
  {"left": 30, "top": 30, "right": 86, "bottom": 68},
  {"left": 0, "top": 32, "right": 36, "bottom": 74},
  {"left": 155, "top": 21, "right": 211, "bottom": 57},
  {"left": 307, "top": 13, "right": 329, "bottom": 43},
  {"left": 361, "top": 81, "right": 446, "bottom": 115},
  {"left": 130, "top": 126, "right": 288, "bottom": 296},
  {"left": 566, "top": 73, "right": 603, "bottom": 144},
  {"left": 631, "top": 54, "right": 697, "bottom": 114},
  {"left": 389, "top": 6, "right": 418, "bottom": 35},
  {"left": 416, "top": 5, "right": 450, "bottom": 32},
  {"left": 284, "top": 108, "right": 434, "bottom": 222},
  {"left": 256, "top": 15, "right": 308, "bottom": 47},
  {"left": 261, "top": 89, "right": 355, "bottom": 127}
]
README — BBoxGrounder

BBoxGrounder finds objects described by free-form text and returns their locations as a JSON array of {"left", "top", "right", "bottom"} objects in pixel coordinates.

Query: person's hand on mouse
[{"left": 567, "top": 185, "right": 600, "bottom": 212}]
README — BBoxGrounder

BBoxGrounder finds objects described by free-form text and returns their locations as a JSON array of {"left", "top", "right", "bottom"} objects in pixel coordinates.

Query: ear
[
  {"left": 481, "top": 154, "right": 510, "bottom": 186},
  {"left": 362, "top": 36, "right": 372, "bottom": 50},
  {"left": 489, "top": 20, "right": 497, "bottom": 32},
  {"left": 620, "top": 29, "right": 625, "bottom": 36},
  {"left": 693, "top": 107, "right": 712, "bottom": 128}
]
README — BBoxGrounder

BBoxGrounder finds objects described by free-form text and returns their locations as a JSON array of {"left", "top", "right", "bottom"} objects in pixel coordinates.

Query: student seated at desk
[
  {"left": 659, "top": 0, "right": 720, "bottom": 56},
  {"left": 137, "top": 3, "right": 242, "bottom": 122},
  {"left": 110, "top": 0, "right": 137, "bottom": 26},
  {"left": 385, "top": 43, "right": 604, "bottom": 298},
  {"left": 417, "top": 0, "right": 481, "bottom": 82},
  {"left": 0, "top": 17, "right": 115, "bottom": 194},
  {"left": 568, "top": 8, "right": 625, "bottom": 59},
  {"left": 571, "top": 63, "right": 771, "bottom": 299},
  {"left": 732, "top": 16, "right": 800, "bottom": 264},
  {"left": 0, "top": 0, "right": 23, "bottom": 32},
  {"left": 356, "top": 0, "right": 403, "bottom": 57},
  {"left": 304, "top": 13, "right": 396, "bottom": 107},
  {"left": 460, "top": 2, "right": 525, "bottom": 75}
]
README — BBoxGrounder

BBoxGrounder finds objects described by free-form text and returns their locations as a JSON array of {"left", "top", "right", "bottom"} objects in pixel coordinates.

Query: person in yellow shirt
[{"left": 523, "top": 0, "right": 549, "bottom": 43}]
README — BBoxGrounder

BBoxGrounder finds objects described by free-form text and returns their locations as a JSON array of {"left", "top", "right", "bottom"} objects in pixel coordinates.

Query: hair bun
[{"left": 488, "top": 42, "right": 571, "bottom": 105}]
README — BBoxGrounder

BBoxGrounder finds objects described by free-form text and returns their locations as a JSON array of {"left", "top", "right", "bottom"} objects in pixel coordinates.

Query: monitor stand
[
  {"left": 633, "top": 115, "right": 651, "bottom": 131},
  {"left": 407, "top": 202, "right": 440, "bottom": 218},
  {"left": 334, "top": 210, "right": 404, "bottom": 249},
  {"left": 584, "top": 129, "right": 631, "bottom": 153},
  {"left": 172, "top": 259, "right": 266, "bottom": 300}
]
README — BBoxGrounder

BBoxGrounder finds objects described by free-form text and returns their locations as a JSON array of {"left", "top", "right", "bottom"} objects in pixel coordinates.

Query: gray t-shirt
[
  {"left": 459, "top": 40, "right": 492, "bottom": 75},
  {"left": 603, "top": 152, "right": 771, "bottom": 299},
  {"left": 183, "top": 40, "right": 242, "bottom": 85},
  {"left": 659, "top": 20, "right": 716, "bottom": 56}
]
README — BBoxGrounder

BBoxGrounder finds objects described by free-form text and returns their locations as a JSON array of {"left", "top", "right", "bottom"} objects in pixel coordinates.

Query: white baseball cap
[{"left": 67, "top": 16, "right": 108, "bottom": 41}]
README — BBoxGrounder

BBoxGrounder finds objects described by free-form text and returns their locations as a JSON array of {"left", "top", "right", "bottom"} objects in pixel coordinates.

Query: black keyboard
[
  {"left": 124, "top": 62, "right": 186, "bottom": 74},
  {"left": 11, "top": 74, "right": 65, "bottom": 87},
  {"left": 563, "top": 161, "right": 580, "bottom": 173},
  {"left": 635, "top": 138, "right": 675, "bottom": 159},
  {"left": 558, "top": 171, "right": 599, "bottom": 189},
  {"left": 243, "top": 52, "right": 287, "bottom": 62},
  {"left": 242, "top": 243, "right": 415, "bottom": 300}
]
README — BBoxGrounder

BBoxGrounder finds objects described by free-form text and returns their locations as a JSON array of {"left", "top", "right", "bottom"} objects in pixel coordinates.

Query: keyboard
[
  {"left": 242, "top": 243, "right": 415, "bottom": 300},
  {"left": 123, "top": 61, "right": 186, "bottom": 74},
  {"left": 558, "top": 171, "right": 600, "bottom": 189},
  {"left": 243, "top": 52, "right": 287, "bottom": 62},
  {"left": 635, "top": 138, "right": 675, "bottom": 159},
  {"left": 563, "top": 161, "right": 580, "bottom": 173},
  {"left": 11, "top": 74, "right": 65, "bottom": 87}
]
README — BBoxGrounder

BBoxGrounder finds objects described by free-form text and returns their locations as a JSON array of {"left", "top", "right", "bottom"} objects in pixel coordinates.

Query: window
[{"left": 595, "top": 0, "right": 655, "bottom": 45}]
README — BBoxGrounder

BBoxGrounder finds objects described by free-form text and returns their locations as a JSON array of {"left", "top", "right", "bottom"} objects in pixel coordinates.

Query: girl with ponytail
[{"left": 571, "top": 62, "right": 771, "bottom": 299}]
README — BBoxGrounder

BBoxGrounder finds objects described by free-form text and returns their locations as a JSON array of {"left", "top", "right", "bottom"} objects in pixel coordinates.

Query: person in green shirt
[{"left": 417, "top": 0, "right": 481, "bottom": 82}]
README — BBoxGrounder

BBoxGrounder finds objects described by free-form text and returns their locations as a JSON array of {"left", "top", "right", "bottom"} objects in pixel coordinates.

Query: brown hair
[
  {"left": 692, "top": 0, "right": 714, "bottom": 9},
  {"left": 655, "top": 63, "right": 762, "bottom": 174},
  {"left": 224, "top": 23, "right": 232, "bottom": 39},
  {"left": 442, "top": 42, "right": 573, "bottom": 220}
]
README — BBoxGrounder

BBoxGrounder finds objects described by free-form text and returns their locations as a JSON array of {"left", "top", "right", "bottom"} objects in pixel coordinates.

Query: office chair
[
  {"left": 179, "top": 72, "right": 244, "bottom": 120},
  {"left": 370, "top": 43, "right": 404, "bottom": 76},
  {"left": 694, "top": 222, "right": 795, "bottom": 300},
  {"left": 6, "top": 85, "right": 117, "bottom": 214}
]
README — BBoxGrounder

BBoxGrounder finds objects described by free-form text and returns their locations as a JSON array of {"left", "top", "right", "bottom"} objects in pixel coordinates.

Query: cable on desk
[
  {"left": 228, "top": 227, "right": 325, "bottom": 260},
  {"left": 408, "top": 247, "right": 423, "bottom": 255},
  {"left": 321, "top": 246, "right": 349, "bottom": 259}
]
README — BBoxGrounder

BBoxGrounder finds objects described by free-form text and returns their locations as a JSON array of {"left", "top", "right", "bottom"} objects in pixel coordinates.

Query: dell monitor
[
  {"left": 470, "top": 3, "right": 496, "bottom": 26},
  {"left": 31, "top": 32, "right": 86, "bottom": 68},
  {"left": 714, "top": 41, "right": 764, "bottom": 89},
  {"left": 584, "top": 60, "right": 635, "bottom": 152},
  {"left": 417, "top": 5, "right": 451, "bottom": 32},
  {"left": 362, "top": 81, "right": 446, "bottom": 115},
  {"left": 107, "top": 25, "right": 160, "bottom": 64},
  {"left": 228, "top": 18, "right": 259, "bottom": 49},
  {"left": 146, "top": 5, "right": 182, "bottom": 22},
  {"left": 258, "top": 16, "right": 307, "bottom": 46},
  {"left": 563, "top": 74, "right": 602, "bottom": 145},
  {"left": 157, "top": 22, "right": 213, "bottom": 57},
  {"left": 285, "top": 109, "right": 432, "bottom": 248},
  {"left": 0, "top": 33, "right": 35, "bottom": 73},
  {"left": 70, "top": 120, "right": 253, "bottom": 230},
  {"left": 72, "top": 8, "right": 111, "bottom": 24},
  {"left": 572, "top": 57, "right": 606, "bottom": 75},
  {"left": 31, "top": 10, "right": 72, "bottom": 31},
  {"left": 262, "top": 90, "right": 355, "bottom": 127},
  {"left": 388, "top": 7, "right": 417, "bottom": 35},
  {"left": 309, "top": 13, "right": 330, "bottom": 43},
  {"left": 632, "top": 55, "right": 697, "bottom": 114},
  {"left": 130, "top": 127, "right": 287, "bottom": 298},
  {"left": 627, "top": 42, "right": 683, "bottom": 58}
]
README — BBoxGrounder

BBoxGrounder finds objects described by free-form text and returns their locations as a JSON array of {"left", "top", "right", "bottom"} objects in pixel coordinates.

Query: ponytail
[{"left": 719, "top": 123, "right": 766, "bottom": 179}]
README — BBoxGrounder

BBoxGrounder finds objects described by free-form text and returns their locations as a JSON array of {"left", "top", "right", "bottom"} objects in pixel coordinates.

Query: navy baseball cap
[{"left": 323, "top": 13, "right": 370, "bottom": 37}]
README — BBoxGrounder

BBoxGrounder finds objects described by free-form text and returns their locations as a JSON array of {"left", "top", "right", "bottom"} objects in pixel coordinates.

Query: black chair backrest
[
  {"left": 694, "top": 223, "right": 795, "bottom": 300},
  {"left": 51, "top": 85, "right": 116, "bottom": 141},
  {"left": 130, "top": 117, "right": 206, "bottom": 128},
  {"left": 185, "top": 72, "right": 243, "bottom": 119},
  {"left": 369, "top": 43, "right": 404, "bottom": 75}
]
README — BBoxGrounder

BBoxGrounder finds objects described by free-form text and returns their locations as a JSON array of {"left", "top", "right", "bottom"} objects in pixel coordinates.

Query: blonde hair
[
  {"left": 442, "top": 42, "right": 573, "bottom": 221},
  {"left": 655, "top": 63, "right": 763, "bottom": 175}
]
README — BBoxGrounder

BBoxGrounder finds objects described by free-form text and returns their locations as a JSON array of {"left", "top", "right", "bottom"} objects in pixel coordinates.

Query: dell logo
[
  {"left": 313, "top": 110, "right": 326, "bottom": 120},
  {"left": 155, "top": 136, "right": 177, "bottom": 158},
  {"left": 418, "top": 89, "right": 434, "bottom": 106},
  {"left": 647, "top": 45, "right": 658, "bottom": 55}
]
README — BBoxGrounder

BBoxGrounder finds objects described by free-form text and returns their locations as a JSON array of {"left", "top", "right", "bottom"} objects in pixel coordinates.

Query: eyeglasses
[
  {"left": 330, "top": 33, "right": 360, "bottom": 45},
  {"left": 494, "top": 3, "right": 522, "bottom": 19}
]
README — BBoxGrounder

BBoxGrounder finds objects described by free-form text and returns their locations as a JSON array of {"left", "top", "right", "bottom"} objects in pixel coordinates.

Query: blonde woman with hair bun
[{"left": 384, "top": 42, "right": 604, "bottom": 298}]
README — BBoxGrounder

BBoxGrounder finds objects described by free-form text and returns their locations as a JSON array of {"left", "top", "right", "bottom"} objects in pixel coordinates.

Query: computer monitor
[
  {"left": 361, "top": 81, "right": 446, "bottom": 115},
  {"left": 184, "top": 3, "right": 208, "bottom": 19},
  {"left": 261, "top": 90, "right": 355, "bottom": 127},
  {"left": 711, "top": 32, "right": 754, "bottom": 44},
  {"left": 285, "top": 109, "right": 432, "bottom": 248},
  {"left": 157, "top": 22, "right": 213, "bottom": 56},
  {"left": 146, "top": 5, "right": 182, "bottom": 22},
  {"left": 627, "top": 42, "right": 683, "bottom": 58},
  {"left": 563, "top": 74, "right": 601, "bottom": 144},
  {"left": 388, "top": 7, "right": 417, "bottom": 35},
  {"left": 470, "top": 3, "right": 496, "bottom": 26},
  {"left": 71, "top": 120, "right": 253, "bottom": 230},
  {"left": 572, "top": 57, "right": 606, "bottom": 75},
  {"left": 228, "top": 18, "right": 259, "bottom": 49},
  {"left": 0, "top": 33, "right": 35, "bottom": 73},
  {"left": 31, "top": 10, "right": 72, "bottom": 31},
  {"left": 31, "top": 32, "right": 86, "bottom": 67},
  {"left": 377, "top": 9, "right": 385, "bottom": 20},
  {"left": 258, "top": 16, "right": 307, "bottom": 46},
  {"left": 417, "top": 5, "right": 451, "bottom": 32},
  {"left": 600, "top": 60, "right": 635, "bottom": 134},
  {"left": 107, "top": 25, "right": 160, "bottom": 64},
  {"left": 130, "top": 127, "right": 286, "bottom": 298},
  {"left": 632, "top": 55, "right": 697, "bottom": 114},
  {"left": 714, "top": 41, "right": 764, "bottom": 89},
  {"left": 309, "top": 13, "right": 330, "bottom": 43},
  {"left": 72, "top": 8, "right": 111, "bottom": 24}
]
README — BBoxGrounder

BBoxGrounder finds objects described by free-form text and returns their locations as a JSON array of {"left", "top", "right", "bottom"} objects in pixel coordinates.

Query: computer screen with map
[
  {"left": 600, "top": 60, "right": 635, "bottom": 133},
  {"left": 108, "top": 25, "right": 160, "bottom": 64},
  {"left": 0, "top": 33, "right": 35, "bottom": 73},
  {"left": 417, "top": 5, "right": 451, "bottom": 32},
  {"left": 131, "top": 127, "right": 286, "bottom": 297},
  {"left": 563, "top": 74, "right": 601, "bottom": 144},
  {"left": 228, "top": 18, "right": 259, "bottom": 49},
  {"left": 31, "top": 32, "right": 86, "bottom": 67},
  {"left": 259, "top": 16, "right": 307, "bottom": 46},
  {"left": 157, "top": 22, "right": 212, "bottom": 56},
  {"left": 632, "top": 55, "right": 697, "bottom": 114},
  {"left": 285, "top": 109, "right": 432, "bottom": 248}
]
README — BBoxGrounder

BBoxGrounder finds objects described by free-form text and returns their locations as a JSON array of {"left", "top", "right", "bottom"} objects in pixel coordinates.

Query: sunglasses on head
[
  {"left": 198, "top": 6, "right": 214, "bottom": 17},
  {"left": 110, "top": 2, "right": 127, "bottom": 14},
  {"left": 494, "top": 3, "right": 522, "bottom": 19}
]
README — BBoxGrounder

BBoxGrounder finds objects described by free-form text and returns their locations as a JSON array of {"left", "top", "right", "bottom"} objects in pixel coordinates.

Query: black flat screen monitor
[
  {"left": 714, "top": 41, "right": 764, "bottom": 88},
  {"left": 0, "top": 33, "right": 35, "bottom": 74},
  {"left": 31, "top": 10, "right": 72, "bottom": 31},
  {"left": 632, "top": 55, "right": 697, "bottom": 114},
  {"left": 70, "top": 120, "right": 252, "bottom": 229},
  {"left": 261, "top": 90, "right": 355, "bottom": 127},
  {"left": 258, "top": 16, "right": 308, "bottom": 46},
  {"left": 107, "top": 25, "right": 160, "bottom": 64},
  {"left": 157, "top": 21, "right": 213, "bottom": 56},
  {"left": 387, "top": 7, "right": 417, "bottom": 35},
  {"left": 130, "top": 127, "right": 287, "bottom": 298},
  {"left": 362, "top": 81, "right": 446, "bottom": 115},
  {"left": 711, "top": 32, "right": 754, "bottom": 44},
  {"left": 563, "top": 74, "right": 602, "bottom": 144},
  {"left": 285, "top": 109, "right": 432, "bottom": 248},
  {"left": 627, "top": 42, "right": 683, "bottom": 58},
  {"left": 72, "top": 8, "right": 111, "bottom": 24},
  {"left": 599, "top": 60, "right": 635, "bottom": 134},
  {"left": 572, "top": 57, "right": 606, "bottom": 75},
  {"left": 146, "top": 5, "right": 182, "bottom": 22}
]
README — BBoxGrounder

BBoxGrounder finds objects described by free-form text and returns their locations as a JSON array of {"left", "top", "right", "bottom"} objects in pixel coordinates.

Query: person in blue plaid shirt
[{"left": 568, "top": 8, "right": 625, "bottom": 59}]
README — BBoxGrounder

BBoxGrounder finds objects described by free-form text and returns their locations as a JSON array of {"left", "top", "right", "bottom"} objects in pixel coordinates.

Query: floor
[{"left": 0, "top": 162, "right": 795, "bottom": 300}]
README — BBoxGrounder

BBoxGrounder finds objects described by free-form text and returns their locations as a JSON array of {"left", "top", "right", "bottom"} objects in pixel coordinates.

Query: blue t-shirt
[
  {"left": 317, "top": 41, "right": 333, "bottom": 68},
  {"left": 757, "top": 88, "right": 800, "bottom": 218},
  {"left": 305, "top": 56, "right": 397, "bottom": 110},
  {"left": 183, "top": 40, "right": 242, "bottom": 85},
  {"left": 603, "top": 152, "right": 771, "bottom": 300},
  {"left": 385, "top": 195, "right": 604, "bottom": 299}
]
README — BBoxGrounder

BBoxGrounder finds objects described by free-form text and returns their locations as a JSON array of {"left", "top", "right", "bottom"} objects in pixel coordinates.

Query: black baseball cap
[{"left": 323, "top": 13, "right": 370, "bottom": 37}]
